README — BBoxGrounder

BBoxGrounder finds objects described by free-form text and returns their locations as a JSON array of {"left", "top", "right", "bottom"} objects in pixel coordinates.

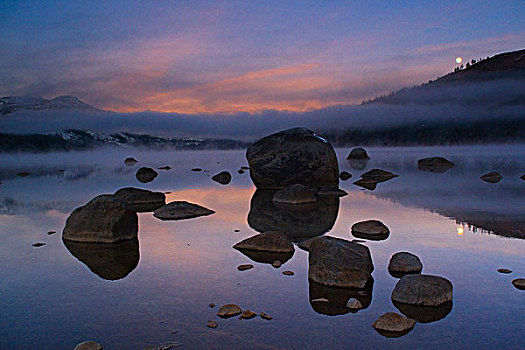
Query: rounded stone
[
  {"left": 282, "top": 270, "right": 294, "bottom": 276},
  {"left": 206, "top": 320, "right": 218, "bottom": 328},
  {"left": 212, "top": 171, "right": 232, "bottom": 185},
  {"left": 217, "top": 304, "right": 242, "bottom": 318},
  {"left": 246, "top": 127, "right": 339, "bottom": 190},
  {"left": 512, "top": 278, "right": 525, "bottom": 290},
  {"left": 62, "top": 194, "right": 138, "bottom": 243},
  {"left": 391, "top": 274, "right": 453, "bottom": 306},
  {"left": 372, "top": 312, "right": 415, "bottom": 337},
  {"left": 135, "top": 167, "right": 158, "bottom": 183},
  {"left": 273, "top": 184, "right": 317, "bottom": 204},
  {"left": 388, "top": 252, "right": 423, "bottom": 276},
  {"left": 497, "top": 268, "right": 512, "bottom": 274},
  {"left": 124, "top": 157, "right": 138, "bottom": 166},
  {"left": 347, "top": 147, "right": 369, "bottom": 160},
  {"left": 351, "top": 220, "right": 390, "bottom": 241},
  {"left": 272, "top": 260, "right": 282, "bottom": 268},
  {"left": 480, "top": 172, "right": 502, "bottom": 183}
]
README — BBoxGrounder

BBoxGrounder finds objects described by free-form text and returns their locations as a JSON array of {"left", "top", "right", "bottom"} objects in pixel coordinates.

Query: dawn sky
[{"left": 1, "top": 0, "right": 524, "bottom": 113}]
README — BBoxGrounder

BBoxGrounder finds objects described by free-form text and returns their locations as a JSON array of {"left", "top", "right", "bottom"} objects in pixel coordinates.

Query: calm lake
[{"left": 1, "top": 145, "right": 524, "bottom": 349}]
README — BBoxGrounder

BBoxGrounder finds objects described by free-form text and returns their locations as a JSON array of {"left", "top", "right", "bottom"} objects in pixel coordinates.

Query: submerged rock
[
  {"left": 63, "top": 195, "right": 138, "bottom": 243},
  {"left": 351, "top": 220, "right": 390, "bottom": 241},
  {"left": 417, "top": 157, "right": 455, "bottom": 173},
  {"left": 64, "top": 239, "right": 139, "bottom": 280},
  {"left": 73, "top": 341, "right": 103, "bottom": 350},
  {"left": 212, "top": 171, "right": 232, "bottom": 185},
  {"left": 124, "top": 157, "right": 138, "bottom": 166},
  {"left": 393, "top": 300, "right": 453, "bottom": 323},
  {"left": 135, "top": 167, "right": 158, "bottom": 183},
  {"left": 273, "top": 184, "right": 317, "bottom": 204},
  {"left": 480, "top": 172, "right": 502, "bottom": 183},
  {"left": 308, "top": 236, "right": 374, "bottom": 289},
  {"left": 391, "top": 274, "right": 453, "bottom": 306},
  {"left": 217, "top": 304, "right": 242, "bottom": 318},
  {"left": 372, "top": 312, "right": 415, "bottom": 338},
  {"left": 339, "top": 171, "right": 352, "bottom": 181},
  {"left": 348, "top": 158, "right": 369, "bottom": 171},
  {"left": 360, "top": 169, "right": 398, "bottom": 183},
  {"left": 246, "top": 127, "right": 339, "bottom": 189},
  {"left": 158, "top": 165, "right": 171, "bottom": 170},
  {"left": 388, "top": 252, "right": 423, "bottom": 277},
  {"left": 512, "top": 278, "right": 525, "bottom": 290},
  {"left": 153, "top": 201, "right": 215, "bottom": 220},
  {"left": 114, "top": 187, "right": 166, "bottom": 212},
  {"left": 347, "top": 147, "right": 370, "bottom": 160},
  {"left": 497, "top": 268, "right": 512, "bottom": 274},
  {"left": 233, "top": 231, "right": 294, "bottom": 253}
]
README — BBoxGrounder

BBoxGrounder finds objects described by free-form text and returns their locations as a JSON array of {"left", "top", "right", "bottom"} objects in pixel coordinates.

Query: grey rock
[
  {"left": 212, "top": 171, "right": 232, "bottom": 185},
  {"left": 308, "top": 236, "right": 374, "bottom": 288},
  {"left": 388, "top": 252, "right": 423, "bottom": 277},
  {"left": 135, "top": 167, "right": 158, "bottom": 183},
  {"left": 273, "top": 184, "right": 317, "bottom": 204},
  {"left": 391, "top": 274, "right": 453, "bottom": 306},
  {"left": 372, "top": 312, "right": 415, "bottom": 338},
  {"left": 63, "top": 195, "right": 138, "bottom": 243},
  {"left": 351, "top": 220, "right": 390, "bottom": 241},
  {"left": 114, "top": 187, "right": 166, "bottom": 212},
  {"left": 418, "top": 157, "right": 455, "bottom": 173},
  {"left": 233, "top": 231, "right": 294, "bottom": 253},
  {"left": 347, "top": 147, "right": 370, "bottom": 160},
  {"left": 246, "top": 127, "right": 339, "bottom": 189},
  {"left": 153, "top": 201, "right": 215, "bottom": 220},
  {"left": 73, "top": 341, "right": 103, "bottom": 350},
  {"left": 480, "top": 172, "right": 502, "bottom": 183},
  {"left": 346, "top": 298, "right": 363, "bottom": 310}
]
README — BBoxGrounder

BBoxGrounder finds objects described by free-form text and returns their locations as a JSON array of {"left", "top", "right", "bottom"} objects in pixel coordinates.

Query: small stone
[
  {"left": 158, "top": 166, "right": 171, "bottom": 170},
  {"left": 153, "top": 201, "right": 215, "bottom": 220},
  {"left": 191, "top": 168, "right": 202, "bottom": 172},
  {"left": 47, "top": 231, "right": 56, "bottom": 235},
  {"left": 282, "top": 270, "right": 294, "bottom": 276},
  {"left": 480, "top": 172, "right": 502, "bottom": 183},
  {"left": 136, "top": 167, "right": 158, "bottom": 183},
  {"left": 512, "top": 278, "right": 525, "bottom": 290},
  {"left": 32, "top": 242, "right": 45, "bottom": 247},
  {"left": 234, "top": 229, "right": 240, "bottom": 232},
  {"left": 346, "top": 298, "right": 363, "bottom": 310},
  {"left": 73, "top": 340, "right": 103, "bottom": 350},
  {"left": 124, "top": 157, "right": 138, "bottom": 166},
  {"left": 521, "top": 174, "right": 525, "bottom": 181},
  {"left": 497, "top": 268, "right": 512, "bottom": 274},
  {"left": 272, "top": 260, "right": 282, "bottom": 268},
  {"left": 339, "top": 171, "right": 352, "bottom": 181},
  {"left": 240, "top": 310, "right": 257, "bottom": 319},
  {"left": 417, "top": 157, "right": 455, "bottom": 173},
  {"left": 233, "top": 231, "right": 294, "bottom": 253},
  {"left": 317, "top": 187, "right": 348, "bottom": 197},
  {"left": 212, "top": 171, "right": 232, "bottom": 185},
  {"left": 273, "top": 184, "right": 317, "bottom": 204},
  {"left": 217, "top": 304, "right": 242, "bottom": 318},
  {"left": 372, "top": 312, "right": 415, "bottom": 337},
  {"left": 237, "top": 264, "right": 254, "bottom": 271},
  {"left": 311, "top": 298, "right": 329, "bottom": 303},
  {"left": 206, "top": 320, "right": 218, "bottom": 328},
  {"left": 237, "top": 169, "right": 245, "bottom": 174},
  {"left": 16, "top": 172, "right": 29, "bottom": 177},
  {"left": 260, "top": 312, "right": 273, "bottom": 320},
  {"left": 209, "top": 303, "right": 215, "bottom": 308},
  {"left": 392, "top": 274, "right": 453, "bottom": 306}
]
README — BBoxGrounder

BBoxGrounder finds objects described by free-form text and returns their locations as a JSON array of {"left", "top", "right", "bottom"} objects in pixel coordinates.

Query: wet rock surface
[
  {"left": 153, "top": 201, "right": 215, "bottom": 220},
  {"left": 62, "top": 195, "right": 138, "bottom": 243},
  {"left": 481, "top": 172, "right": 502, "bottom": 183},
  {"left": 246, "top": 127, "right": 339, "bottom": 189},
  {"left": 417, "top": 157, "right": 455, "bottom": 173},
  {"left": 233, "top": 231, "right": 294, "bottom": 253},
  {"left": 212, "top": 171, "right": 232, "bottom": 185},
  {"left": 351, "top": 220, "right": 390, "bottom": 241},
  {"left": 308, "top": 236, "right": 374, "bottom": 289},
  {"left": 135, "top": 167, "right": 158, "bottom": 183},
  {"left": 372, "top": 312, "right": 415, "bottom": 338},
  {"left": 272, "top": 184, "right": 317, "bottom": 204},
  {"left": 114, "top": 187, "right": 166, "bottom": 212},
  {"left": 388, "top": 252, "right": 423, "bottom": 276},
  {"left": 391, "top": 274, "right": 453, "bottom": 306}
]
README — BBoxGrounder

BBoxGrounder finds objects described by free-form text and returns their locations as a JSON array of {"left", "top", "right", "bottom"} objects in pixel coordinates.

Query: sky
[{"left": 1, "top": 0, "right": 524, "bottom": 114}]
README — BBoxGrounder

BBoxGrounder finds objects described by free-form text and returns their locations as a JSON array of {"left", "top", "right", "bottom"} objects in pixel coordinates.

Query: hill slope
[{"left": 0, "top": 95, "right": 104, "bottom": 115}]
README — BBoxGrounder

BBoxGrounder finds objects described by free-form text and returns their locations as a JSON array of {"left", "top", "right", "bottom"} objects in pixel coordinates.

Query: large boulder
[
  {"left": 62, "top": 195, "right": 138, "bottom": 243},
  {"left": 308, "top": 236, "right": 374, "bottom": 289},
  {"left": 417, "top": 157, "right": 455, "bottom": 173},
  {"left": 113, "top": 187, "right": 166, "bottom": 212},
  {"left": 391, "top": 274, "right": 453, "bottom": 306},
  {"left": 246, "top": 128, "right": 339, "bottom": 189},
  {"left": 153, "top": 201, "right": 215, "bottom": 220}
]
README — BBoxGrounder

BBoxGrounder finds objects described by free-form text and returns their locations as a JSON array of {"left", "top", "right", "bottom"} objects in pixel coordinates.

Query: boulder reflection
[
  {"left": 308, "top": 278, "right": 374, "bottom": 316},
  {"left": 247, "top": 190, "right": 339, "bottom": 242},
  {"left": 63, "top": 239, "right": 139, "bottom": 280},
  {"left": 234, "top": 248, "right": 294, "bottom": 265},
  {"left": 393, "top": 300, "right": 453, "bottom": 323}
]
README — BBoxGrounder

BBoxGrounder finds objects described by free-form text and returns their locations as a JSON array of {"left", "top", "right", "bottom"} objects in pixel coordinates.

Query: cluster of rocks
[{"left": 205, "top": 303, "right": 273, "bottom": 329}]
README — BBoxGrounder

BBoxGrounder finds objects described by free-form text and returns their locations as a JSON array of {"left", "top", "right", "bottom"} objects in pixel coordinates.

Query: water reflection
[
  {"left": 63, "top": 239, "right": 140, "bottom": 280},
  {"left": 247, "top": 190, "right": 339, "bottom": 242},
  {"left": 234, "top": 248, "right": 294, "bottom": 265},
  {"left": 309, "top": 278, "right": 374, "bottom": 316},
  {"left": 348, "top": 159, "right": 369, "bottom": 171},
  {"left": 393, "top": 300, "right": 453, "bottom": 323}
]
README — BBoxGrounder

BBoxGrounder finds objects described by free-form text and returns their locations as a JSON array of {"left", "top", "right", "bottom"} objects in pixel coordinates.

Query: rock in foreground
[
  {"left": 351, "top": 220, "right": 390, "bottom": 241},
  {"left": 212, "top": 171, "right": 232, "bottom": 185},
  {"left": 372, "top": 312, "right": 415, "bottom": 338},
  {"left": 114, "top": 187, "right": 166, "bottom": 212},
  {"left": 233, "top": 231, "right": 294, "bottom": 253},
  {"left": 246, "top": 127, "right": 339, "bottom": 189},
  {"left": 391, "top": 274, "right": 453, "bottom": 306},
  {"left": 62, "top": 195, "right": 138, "bottom": 243},
  {"left": 417, "top": 157, "right": 455, "bottom": 173},
  {"left": 273, "top": 184, "right": 317, "bottom": 204},
  {"left": 153, "top": 201, "right": 215, "bottom": 220},
  {"left": 308, "top": 236, "right": 374, "bottom": 288},
  {"left": 135, "top": 167, "right": 158, "bottom": 183},
  {"left": 388, "top": 252, "right": 423, "bottom": 276}
]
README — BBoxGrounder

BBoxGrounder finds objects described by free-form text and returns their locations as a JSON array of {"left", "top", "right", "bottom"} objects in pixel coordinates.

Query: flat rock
[
  {"left": 153, "top": 201, "right": 215, "bottom": 220},
  {"left": 273, "top": 184, "right": 317, "bottom": 204},
  {"left": 73, "top": 341, "right": 103, "bottom": 350},
  {"left": 480, "top": 172, "right": 502, "bottom": 183},
  {"left": 212, "top": 171, "right": 232, "bottom": 185},
  {"left": 246, "top": 127, "right": 339, "bottom": 189},
  {"left": 217, "top": 304, "right": 242, "bottom": 318},
  {"left": 388, "top": 252, "right": 423, "bottom": 276},
  {"left": 260, "top": 312, "right": 272, "bottom": 320},
  {"left": 124, "top": 157, "right": 138, "bottom": 166},
  {"left": 240, "top": 310, "right": 257, "bottom": 319},
  {"left": 391, "top": 274, "right": 453, "bottom": 306},
  {"left": 135, "top": 167, "right": 158, "bottom": 183},
  {"left": 32, "top": 242, "right": 45, "bottom": 247},
  {"left": 360, "top": 169, "right": 398, "bottom": 183},
  {"left": 417, "top": 157, "right": 455, "bottom": 173},
  {"left": 282, "top": 270, "right": 294, "bottom": 276},
  {"left": 347, "top": 147, "right": 369, "bottom": 160},
  {"left": 351, "top": 220, "right": 390, "bottom": 241},
  {"left": 497, "top": 268, "right": 512, "bottom": 274},
  {"left": 191, "top": 168, "right": 202, "bottom": 172},
  {"left": 233, "top": 231, "right": 294, "bottom": 253},
  {"left": 308, "top": 236, "right": 374, "bottom": 288},
  {"left": 206, "top": 320, "right": 218, "bottom": 328},
  {"left": 143, "top": 342, "right": 182, "bottom": 350},
  {"left": 512, "top": 278, "right": 525, "bottom": 290},
  {"left": 317, "top": 187, "right": 348, "bottom": 197},
  {"left": 63, "top": 195, "right": 138, "bottom": 243},
  {"left": 237, "top": 264, "right": 254, "bottom": 271},
  {"left": 339, "top": 171, "right": 352, "bottom": 181},
  {"left": 114, "top": 187, "right": 166, "bottom": 212},
  {"left": 372, "top": 312, "right": 415, "bottom": 337}
]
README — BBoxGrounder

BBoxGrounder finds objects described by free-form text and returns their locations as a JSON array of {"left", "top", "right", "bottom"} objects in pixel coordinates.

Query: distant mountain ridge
[{"left": 0, "top": 95, "right": 103, "bottom": 115}]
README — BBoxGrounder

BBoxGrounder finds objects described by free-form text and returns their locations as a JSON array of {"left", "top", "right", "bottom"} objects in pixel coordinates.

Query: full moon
[{"left": 456, "top": 57, "right": 462, "bottom": 64}]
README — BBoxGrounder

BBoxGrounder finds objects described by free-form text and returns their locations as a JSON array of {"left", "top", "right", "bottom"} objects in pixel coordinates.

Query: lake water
[{"left": 1, "top": 145, "right": 524, "bottom": 349}]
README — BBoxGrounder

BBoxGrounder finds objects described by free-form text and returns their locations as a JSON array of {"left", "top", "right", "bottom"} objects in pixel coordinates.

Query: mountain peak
[{"left": 0, "top": 95, "right": 102, "bottom": 115}]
